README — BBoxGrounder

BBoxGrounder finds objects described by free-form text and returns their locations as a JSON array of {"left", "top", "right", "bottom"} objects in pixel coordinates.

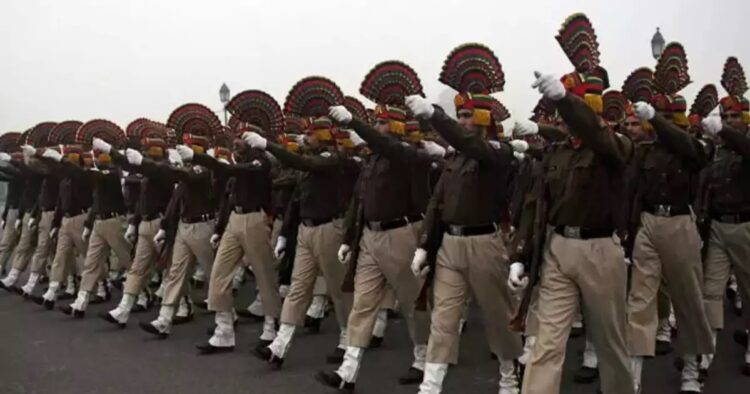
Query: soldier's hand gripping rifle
[
  {"left": 509, "top": 188, "right": 547, "bottom": 333},
  {"left": 341, "top": 198, "right": 365, "bottom": 293},
  {"left": 415, "top": 175, "right": 446, "bottom": 311}
]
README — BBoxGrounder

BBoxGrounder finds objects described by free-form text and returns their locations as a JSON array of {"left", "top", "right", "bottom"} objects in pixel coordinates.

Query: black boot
[
  {"left": 139, "top": 321, "right": 169, "bottom": 339},
  {"left": 397, "top": 367, "right": 423, "bottom": 385},
  {"left": 59, "top": 304, "right": 85, "bottom": 318},
  {"left": 573, "top": 366, "right": 599, "bottom": 384},
  {"left": 196, "top": 343, "right": 234, "bottom": 355},
  {"left": 368, "top": 336, "right": 384, "bottom": 349},
  {"left": 314, "top": 371, "right": 354, "bottom": 393},
  {"left": 655, "top": 340, "right": 673, "bottom": 355},
  {"left": 252, "top": 346, "right": 284, "bottom": 369},
  {"left": 305, "top": 316, "right": 322, "bottom": 334}
]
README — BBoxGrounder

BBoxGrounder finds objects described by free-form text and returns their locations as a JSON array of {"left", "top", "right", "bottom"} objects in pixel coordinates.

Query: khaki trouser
[
  {"left": 161, "top": 220, "right": 215, "bottom": 306},
  {"left": 381, "top": 286, "right": 397, "bottom": 310},
  {"left": 123, "top": 218, "right": 162, "bottom": 295},
  {"left": 0, "top": 208, "right": 21, "bottom": 270},
  {"left": 281, "top": 219, "right": 352, "bottom": 327},
  {"left": 627, "top": 213, "right": 713, "bottom": 356},
  {"left": 522, "top": 232, "right": 633, "bottom": 394},
  {"left": 10, "top": 213, "right": 39, "bottom": 272},
  {"left": 79, "top": 216, "right": 132, "bottom": 292},
  {"left": 49, "top": 214, "right": 88, "bottom": 283},
  {"left": 347, "top": 222, "right": 430, "bottom": 348},
  {"left": 426, "top": 230, "right": 522, "bottom": 364},
  {"left": 703, "top": 221, "right": 750, "bottom": 331},
  {"left": 524, "top": 286, "right": 541, "bottom": 337},
  {"left": 30, "top": 210, "right": 55, "bottom": 273},
  {"left": 207, "top": 211, "right": 280, "bottom": 316}
]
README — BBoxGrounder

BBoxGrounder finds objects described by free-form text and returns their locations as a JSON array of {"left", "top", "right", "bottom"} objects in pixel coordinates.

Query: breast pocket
[{"left": 570, "top": 151, "right": 594, "bottom": 189}]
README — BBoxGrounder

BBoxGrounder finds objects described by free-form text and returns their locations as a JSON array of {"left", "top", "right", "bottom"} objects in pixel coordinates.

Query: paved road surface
[{"left": 0, "top": 278, "right": 747, "bottom": 394}]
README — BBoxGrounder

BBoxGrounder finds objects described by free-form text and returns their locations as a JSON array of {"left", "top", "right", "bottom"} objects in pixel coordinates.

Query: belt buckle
[
  {"left": 235, "top": 206, "right": 243, "bottom": 214},
  {"left": 449, "top": 224, "right": 463, "bottom": 236},
  {"left": 656, "top": 205, "right": 671, "bottom": 217},
  {"left": 564, "top": 226, "right": 581, "bottom": 239}
]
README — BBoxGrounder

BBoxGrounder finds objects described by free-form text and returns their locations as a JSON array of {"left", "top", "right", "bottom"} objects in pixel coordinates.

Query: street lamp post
[
  {"left": 219, "top": 83, "right": 230, "bottom": 126},
  {"left": 651, "top": 27, "right": 666, "bottom": 60}
]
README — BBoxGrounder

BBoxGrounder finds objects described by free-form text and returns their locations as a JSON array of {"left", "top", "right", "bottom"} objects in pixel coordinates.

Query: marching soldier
[
  {"left": 193, "top": 91, "right": 282, "bottom": 354},
  {"left": 404, "top": 43, "right": 523, "bottom": 394},
  {"left": 17, "top": 122, "right": 80, "bottom": 297},
  {"left": 247, "top": 78, "right": 356, "bottom": 367},
  {"left": 0, "top": 132, "right": 27, "bottom": 275},
  {"left": 100, "top": 122, "right": 175, "bottom": 327},
  {"left": 700, "top": 57, "right": 750, "bottom": 378},
  {"left": 56, "top": 121, "right": 132, "bottom": 317},
  {"left": 0, "top": 124, "right": 49, "bottom": 292},
  {"left": 318, "top": 60, "right": 443, "bottom": 390},
  {"left": 32, "top": 136, "right": 94, "bottom": 310},
  {"left": 512, "top": 14, "right": 635, "bottom": 394},
  {"left": 130, "top": 106, "right": 220, "bottom": 337},
  {"left": 622, "top": 46, "right": 715, "bottom": 393}
]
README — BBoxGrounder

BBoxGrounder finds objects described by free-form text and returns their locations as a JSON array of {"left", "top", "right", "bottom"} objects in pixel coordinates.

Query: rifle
[
  {"left": 415, "top": 174, "right": 446, "bottom": 311},
  {"left": 415, "top": 218, "right": 443, "bottom": 311},
  {"left": 509, "top": 166, "right": 547, "bottom": 332},
  {"left": 341, "top": 201, "right": 365, "bottom": 293}
]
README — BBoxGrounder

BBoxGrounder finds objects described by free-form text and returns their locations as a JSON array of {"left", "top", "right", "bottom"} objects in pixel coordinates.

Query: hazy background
[{"left": 1, "top": 0, "right": 747, "bottom": 133}]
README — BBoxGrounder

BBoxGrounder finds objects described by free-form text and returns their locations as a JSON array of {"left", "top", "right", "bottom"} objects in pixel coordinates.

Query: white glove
[
  {"left": 328, "top": 106, "right": 353, "bottom": 125},
  {"left": 633, "top": 102, "right": 655, "bottom": 121},
  {"left": 0, "top": 153, "right": 10, "bottom": 162},
  {"left": 508, "top": 262, "right": 529, "bottom": 292},
  {"left": 509, "top": 140, "right": 529, "bottom": 153},
  {"left": 411, "top": 248, "right": 430, "bottom": 278},
  {"left": 82, "top": 227, "right": 91, "bottom": 241},
  {"left": 153, "top": 229, "right": 166, "bottom": 248},
  {"left": 406, "top": 95, "right": 435, "bottom": 120},
  {"left": 49, "top": 227, "right": 58, "bottom": 239},
  {"left": 422, "top": 140, "right": 446, "bottom": 158},
  {"left": 21, "top": 144, "right": 36, "bottom": 157},
  {"left": 532, "top": 71, "right": 566, "bottom": 101},
  {"left": 242, "top": 131, "right": 268, "bottom": 150},
  {"left": 349, "top": 131, "right": 366, "bottom": 147},
  {"left": 14, "top": 219, "right": 21, "bottom": 231},
  {"left": 624, "top": 257, "right": 632, "bottom": 266},
  {"left": 125, "top": 148, "right": 143, "bottom": 166},
  {"left": 176, "top": 144, "right": 194, "bottom": 161},
  {"left": 124, "top": 224, "right": 137, "bottom": 243},
  {"left": 274, "top": 236, "right": 287, "bottom": 259},
  {"left": 513, "top": 120, "right": 540, "bottom": 137},
  {"left": 210, "top": 233, "right": 221, "bottom": 249},
  {"left": 514, "top": 152, "right": 526, "bottom": 161},
  {"left": 42, "top": 148, "right": 63, "bottom": 162},
  {"left": 337, "top": 244, "right": 351, "bottom": 264},
  {"left": 28, "top": 217, "right": 36, "bottom": 230},
  {"left": 701, "top": 116, "right": 723, "bottom": 136},
  {"left": 167, "top": 148, "right": 182, "bottom": 166},
  {"left": 92, "top": 138, "right": 112, "bottom": 154}
]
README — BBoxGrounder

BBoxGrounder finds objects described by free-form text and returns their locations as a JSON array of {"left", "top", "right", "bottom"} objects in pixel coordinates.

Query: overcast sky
[{"left": 1, "top": 0, "right": 747, "bottom": 133}]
